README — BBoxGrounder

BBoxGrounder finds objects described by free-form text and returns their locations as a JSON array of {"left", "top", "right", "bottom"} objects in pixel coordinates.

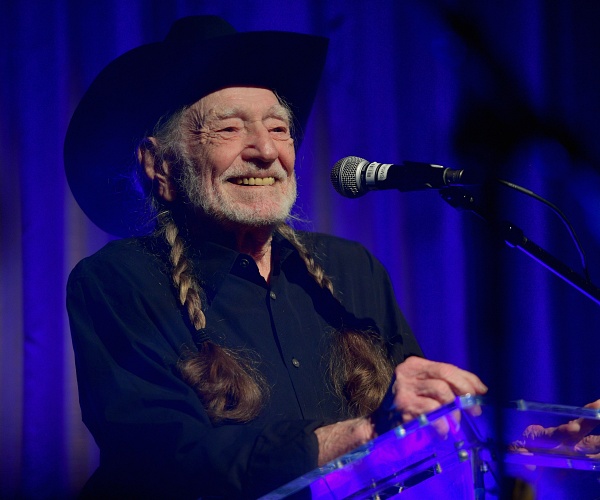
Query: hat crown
[{"left": 165, "top": 16, "right": 237, "bottom": 46}]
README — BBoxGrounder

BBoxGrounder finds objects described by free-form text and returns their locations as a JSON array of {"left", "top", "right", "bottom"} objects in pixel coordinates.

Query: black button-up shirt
[{"left": 67, "top": 231, "right": 422, "bottom": 499}]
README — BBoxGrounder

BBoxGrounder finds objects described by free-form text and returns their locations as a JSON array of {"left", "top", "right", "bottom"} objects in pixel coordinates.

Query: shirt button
[
  {"left": 239, "top": 258, "right": 250, "bottom": 268},
  {"left": 269, "top": 291, "right": 277, "bottom": 300},
  {"left": 291, "top": 358, "right": 300, "bottom": 368}
]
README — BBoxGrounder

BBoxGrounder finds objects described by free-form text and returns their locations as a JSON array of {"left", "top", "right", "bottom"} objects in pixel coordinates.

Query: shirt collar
[{"left": 187, "top": 230, "right": 297, "bottom": 301}]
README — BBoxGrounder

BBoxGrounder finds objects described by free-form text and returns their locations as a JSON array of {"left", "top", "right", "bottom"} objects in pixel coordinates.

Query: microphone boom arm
[{"left": 440, "top": 186, "right": 600, "bottom": 306}]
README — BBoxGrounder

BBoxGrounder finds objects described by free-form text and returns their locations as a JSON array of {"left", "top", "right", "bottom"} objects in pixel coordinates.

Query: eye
[
  {"left": 213, "top": 117, "right": 244, "bottom": 136},
  {"left": 267, "top": 120, "right": 290, "bottom": 138}
]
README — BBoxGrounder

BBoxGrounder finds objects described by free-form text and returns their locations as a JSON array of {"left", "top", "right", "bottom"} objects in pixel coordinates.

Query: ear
[{"left": 137, "top": 137, "right": 177, "bottom": 202}]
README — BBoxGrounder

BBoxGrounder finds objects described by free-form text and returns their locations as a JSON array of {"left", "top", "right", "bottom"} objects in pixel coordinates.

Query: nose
[{"left": 242, "top": 122, "right": 279, "bottom": 164}]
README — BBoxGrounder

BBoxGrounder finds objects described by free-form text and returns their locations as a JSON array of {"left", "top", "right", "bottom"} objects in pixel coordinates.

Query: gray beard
[{"left": 179, "top": 158, "right": 297, "bottom": 228}]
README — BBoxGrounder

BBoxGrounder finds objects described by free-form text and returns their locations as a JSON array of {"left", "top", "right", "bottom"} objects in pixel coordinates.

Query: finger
[
  {"left": 396, "top": 396, "right": 450, "bottom": 423},
  {"left": 464, "top": 404, "right": 483, "bottom": 417},
  {"left": 508, "top": 440, "right": 528, "bottom": 453},
  {"left": 554, "top": 417, "right": 597, "bottom": 444},
  {"left": 575, "top": 435, "right": 600, "bottom": 455},
  {"left": 422, "top": 408, "right": 462, "bottom": 439},
  {"left": 583, "top": 399, "right": 600, "bottom": 410},
  {"left": 580, "top": 399, "right": 600, "bottom": 434},
  {"left": 392, "top": 383, "right": 456, "bottom": 428},
  {"left": 524, "top": 420, "right": 596, "bottom": 451},
  {"left": 447, "top": 408, "right": 462, "bottom": 434},
  {"left": 425, "top": 361, "right": 488, "bottom": 396},
  {"left": 522, "top": 424, "right": 556, "bottom": 449},
  {"left": 394, "top": 378, "right": 456, "bottom": 407},
  {"left": 396, "top": 358, "right": 488, "bottom": 396},
  {"left": 430, "top": 414, "right": 451, "bottom": 437}
]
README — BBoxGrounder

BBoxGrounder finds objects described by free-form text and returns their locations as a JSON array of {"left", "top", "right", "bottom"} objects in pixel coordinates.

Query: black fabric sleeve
[{"left": 67, "top": 248, "right": 321, "bottom": 499}]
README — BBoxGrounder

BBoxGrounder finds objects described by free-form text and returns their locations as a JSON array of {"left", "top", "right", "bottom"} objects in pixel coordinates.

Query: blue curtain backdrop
[{"left": 2, "top": 0, "right": 600, "bottom": 497}]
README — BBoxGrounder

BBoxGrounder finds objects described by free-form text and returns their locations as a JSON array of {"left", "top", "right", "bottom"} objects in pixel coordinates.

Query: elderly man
[{"left": 65, "top": 16, "right": 487, "bottom": 499}]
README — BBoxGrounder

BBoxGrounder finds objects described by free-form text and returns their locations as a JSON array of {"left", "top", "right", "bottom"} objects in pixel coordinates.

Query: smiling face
[{"left": 177, "top": 87, "right": 297, "bottom": 230}]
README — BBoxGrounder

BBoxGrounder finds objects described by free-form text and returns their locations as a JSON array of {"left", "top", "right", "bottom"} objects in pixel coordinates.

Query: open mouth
[{"left": 229, "top": 177, "right": 276, "bottom": 186}]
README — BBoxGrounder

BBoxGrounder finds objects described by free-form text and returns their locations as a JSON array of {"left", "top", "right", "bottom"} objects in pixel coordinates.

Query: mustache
[{"left": 221, "top": 163, "right": 290, "bottom": 182}]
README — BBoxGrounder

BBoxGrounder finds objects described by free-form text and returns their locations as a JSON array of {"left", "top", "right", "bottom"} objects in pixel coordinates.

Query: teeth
[{"left": 234, "top": 177, "right": 275, "bottom": 186}]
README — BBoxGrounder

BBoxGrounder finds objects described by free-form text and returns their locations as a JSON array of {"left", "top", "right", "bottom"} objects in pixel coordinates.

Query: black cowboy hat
[{"left": 64, "top": 16, "right": 328, "bottom": 237}]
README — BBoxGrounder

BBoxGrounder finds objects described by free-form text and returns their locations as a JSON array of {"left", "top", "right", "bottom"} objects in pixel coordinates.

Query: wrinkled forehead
[{"left": 188, "top": 86, "right": 292, "bottom": 124}]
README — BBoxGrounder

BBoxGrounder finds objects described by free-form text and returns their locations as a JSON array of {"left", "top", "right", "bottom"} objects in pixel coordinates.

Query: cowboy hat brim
[{"left": 64, "top": 16, "right": 328, "bottom": 237}]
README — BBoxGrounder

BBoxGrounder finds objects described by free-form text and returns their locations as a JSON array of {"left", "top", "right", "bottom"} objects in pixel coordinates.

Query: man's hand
[
  {"left": 315, "top": 357, "right": 487, "bottom": 466},
  {"left": 315, "top": 418, "right": 375, "bottom": 466},
  {"left": 370, "top": 357, "right": 488, "bottom": 437},
  {"left": 511, "top": 399, "right": 600, "bottom": 458},
  {"left": 389, "top": 356, "right": 488, "bottom": 422}
]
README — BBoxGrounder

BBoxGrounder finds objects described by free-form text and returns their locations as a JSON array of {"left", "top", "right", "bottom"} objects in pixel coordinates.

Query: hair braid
[
  {"left": 159, "top": 213, "right": 205, "bottom": 330},
  {"left": 328, "top": 329, "right": 394, "bottom": 416},
  {"left": 276, "top": 224, "right": 335, "bottom": 295},
  {"left": 156, "top": 212, "right": 267, "bottom": 424},
  {"left": 276, "top": 224, "right": 393, "bottom": 418}
]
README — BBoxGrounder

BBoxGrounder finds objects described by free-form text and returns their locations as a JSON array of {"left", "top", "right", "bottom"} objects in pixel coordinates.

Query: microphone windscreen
[{"left": 330, "top": 156, "right": 367, "bottom": 198}]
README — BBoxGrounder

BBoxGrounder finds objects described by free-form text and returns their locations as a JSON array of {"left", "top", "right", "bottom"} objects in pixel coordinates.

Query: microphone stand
[
  {"left": 440, "top": 186, "right": 600, "bottom": 306},
  {"left": 440, "top": 185, "right": 600, "bottom": 497}
]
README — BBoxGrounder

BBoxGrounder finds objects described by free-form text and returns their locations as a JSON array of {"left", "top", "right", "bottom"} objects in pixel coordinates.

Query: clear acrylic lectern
[{"left": 261, "top": 396, "right": 600, "bottom": 499}]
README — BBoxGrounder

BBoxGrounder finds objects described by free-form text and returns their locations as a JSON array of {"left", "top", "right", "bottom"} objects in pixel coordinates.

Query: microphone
[{"left": 330, "top": 156, "right": 478, "bottom": 198}]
